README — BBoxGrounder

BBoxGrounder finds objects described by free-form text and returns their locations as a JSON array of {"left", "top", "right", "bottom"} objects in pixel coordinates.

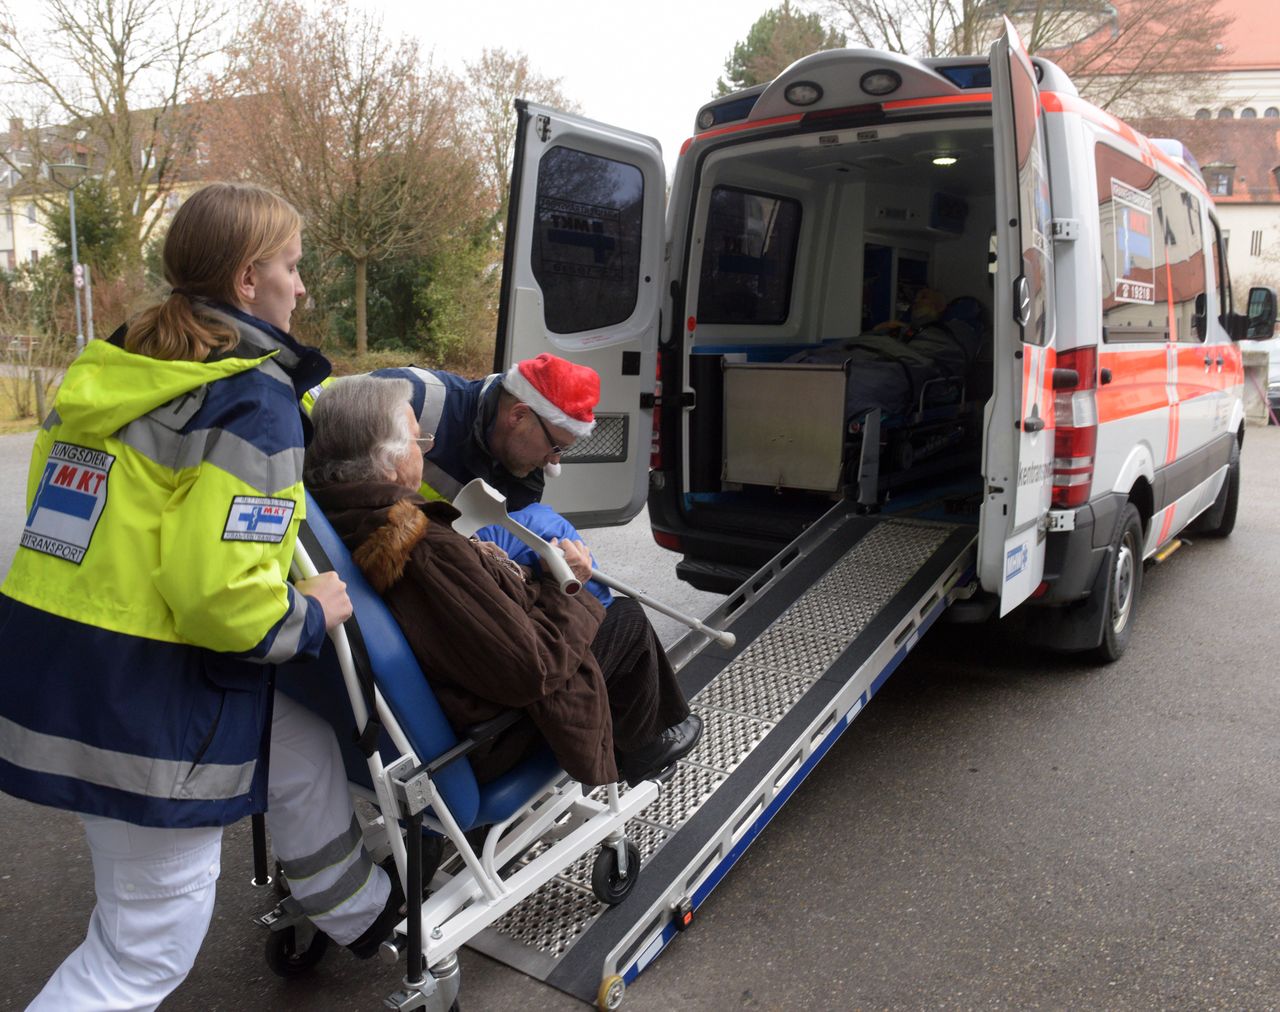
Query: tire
[
  {"left": 1095, "top": 503, "right": 1144, "bottom": 664},
  {"left": 591, "top": 842, "right": 641, "bottom": 906},
  {"left": 264, "top": 924, "right": 329, "bottom": 978},
  {"left": 1191, "top": 437, "right": 1239, "bottom": 538}
]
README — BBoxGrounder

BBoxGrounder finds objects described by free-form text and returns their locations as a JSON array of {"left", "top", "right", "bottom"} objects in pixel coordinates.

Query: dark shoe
[
  {"left": 617, "top": 713, "right": 703, "bottom": 788},
  {"left": 345, "top": 871, "right": 404, "bottom": 960},
  {"left": 346, "top": 836, "right": 443, "bottom": 960}
]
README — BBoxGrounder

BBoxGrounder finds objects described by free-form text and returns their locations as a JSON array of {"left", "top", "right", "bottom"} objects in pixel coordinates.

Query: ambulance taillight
[{"left": 1052, "top": 346, "right": 1098, "bottom": 509}]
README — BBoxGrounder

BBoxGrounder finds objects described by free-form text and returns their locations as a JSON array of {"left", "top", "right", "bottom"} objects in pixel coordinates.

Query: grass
[{"left": 0, "top": 373, "right": 54, "bottom": 435}]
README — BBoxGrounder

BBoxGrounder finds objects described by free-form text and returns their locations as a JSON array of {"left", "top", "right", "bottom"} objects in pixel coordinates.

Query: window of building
[
  {"left": 4, "top": 250, "right": 14, "bottom": 271},
  {"left": 1266, "top": 107, "right": 1280, "bottom": 118},
  {"left": 697, "top": 186, "right": 803, "bottom": 325},
  {"left": 1218, "top": 107, "right": 1234, "bottom": 119},
  {"left": 1095, "top": 143, "right": 1166, "bottom": 342},
  {"left": 25, "top": 203, "right": 35, "bottom": 223},
  {"left": 1205, "top": 169, "right": 1233, "bottom": 196},
  {"left": 1195, "top": 108, "right": 1211, "bottom": 120},
  {"left": 1251, "top": 230, "right": 1263, "bottom": 257},
  {"left": 29, "top": 249, "right": 38, "bottom": 266},
  {"left": 1241, "top": 107, "right": 1258, "bottom": 119},
  {"left": 529, "top": 145, "right": 645, "bottom": 335}
]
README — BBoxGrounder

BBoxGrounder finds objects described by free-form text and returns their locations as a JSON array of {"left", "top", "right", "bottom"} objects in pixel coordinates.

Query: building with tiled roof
[{"left": 1138, "top": 0, "right": 1280, "bottom": 294}]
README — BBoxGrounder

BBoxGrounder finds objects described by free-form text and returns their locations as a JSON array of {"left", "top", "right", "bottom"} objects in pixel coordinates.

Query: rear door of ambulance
[
  {"left": 495, "top": 101, "right": 665, "bottom": 527},
  {"left": 978, "top": 21, "right": 1058, "bottom": 615}
]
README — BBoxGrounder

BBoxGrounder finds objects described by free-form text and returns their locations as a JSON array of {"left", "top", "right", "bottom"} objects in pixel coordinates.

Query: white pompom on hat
[{"left": 502, "top": 353, "right": 599, "bottom": 438}]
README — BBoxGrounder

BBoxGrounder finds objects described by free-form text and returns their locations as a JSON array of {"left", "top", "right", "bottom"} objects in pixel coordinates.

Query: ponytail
[
  {"left": 123, "top": 182, "right": 301, "bottom": 363},
  {"left": 125, "top": 291, "right": 239, "bottom": 361}
]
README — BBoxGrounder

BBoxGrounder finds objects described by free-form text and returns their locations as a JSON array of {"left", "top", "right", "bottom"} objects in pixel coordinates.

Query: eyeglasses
[
  {"left": 414, "top": 434, "right": 435, "bottom": 453},
  {"left": 532, "top": 412, "right": 570, "bottom": 456}
]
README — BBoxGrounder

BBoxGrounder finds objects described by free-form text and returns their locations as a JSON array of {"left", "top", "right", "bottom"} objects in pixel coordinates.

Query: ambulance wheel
[
  {"left": 591, "top": 842, "right": 641, "bottom": 906},
  {"left": 597, "top": 974, "right": 626, "bottom": 1010},
  {"left": 264, "top": 925, "right": 329, "bottom": 977},
  {"left": 1192, "top": 437, "right": 1239, "bottom": 538},
  {"left": 1095, "top": 503, "right": 1143, "bottom": 664}
]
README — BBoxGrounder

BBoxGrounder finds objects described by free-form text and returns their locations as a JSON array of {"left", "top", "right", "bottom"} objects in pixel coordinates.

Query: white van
[
  {"left": 460, "top": 26, "right": 1280, "bottom": 1002},
  {"left": 493, "top": 23, "right": 1276, "bottom": 662}
]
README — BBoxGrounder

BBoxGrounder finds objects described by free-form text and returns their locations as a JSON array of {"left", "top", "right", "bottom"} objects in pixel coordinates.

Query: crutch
[{"left": 452, "top": 479, "right": 735, "bottom": 649}]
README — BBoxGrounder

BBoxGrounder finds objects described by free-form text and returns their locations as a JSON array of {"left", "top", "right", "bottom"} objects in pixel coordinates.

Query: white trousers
[{"left": 27, "top": 690, "right": 390, "bottom": 1012}]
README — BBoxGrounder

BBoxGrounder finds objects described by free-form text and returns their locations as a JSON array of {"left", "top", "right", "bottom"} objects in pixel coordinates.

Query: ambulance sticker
[
  {"left": 1005, "top": 543, "right": 1029, "bottom": 582},
  {"left": 22, "top": 442, "right": 115, "bottom": 564},
  {"left": 1111, "top": 177, "right": 1155, "bottom": 304},
  {"left": 223, "top": 496, "right": 295, "bottom": 543}
]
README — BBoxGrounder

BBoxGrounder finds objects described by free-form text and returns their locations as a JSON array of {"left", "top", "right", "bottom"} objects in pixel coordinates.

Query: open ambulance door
[
  {"left": 495, "top": 100, "right": 665, "bottom": 528},
  {"left": 978, "top": 20, "right": 1057, "bottom": 616}
]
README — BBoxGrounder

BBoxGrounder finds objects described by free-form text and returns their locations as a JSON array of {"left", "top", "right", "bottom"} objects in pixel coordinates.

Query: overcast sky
[{"left": 365, "top": 0, "right": 782, "bottom": 175}]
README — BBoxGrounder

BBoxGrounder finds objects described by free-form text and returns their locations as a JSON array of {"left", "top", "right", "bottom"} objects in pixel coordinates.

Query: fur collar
[{"left": 353, "top": 498, "right": 430, "bottom": 592}]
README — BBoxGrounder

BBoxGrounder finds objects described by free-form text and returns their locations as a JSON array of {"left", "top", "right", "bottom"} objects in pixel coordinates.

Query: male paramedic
[{"left": 365, "top": 352, "right": 597, "bottom": 508}]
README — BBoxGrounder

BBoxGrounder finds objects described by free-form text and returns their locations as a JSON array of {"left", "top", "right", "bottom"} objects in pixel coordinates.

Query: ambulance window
[
  {"left": 1211, "top": 217, "right": 1232, "bottom": 324},
  {"left": 696, "top": 186, "right": 802, "bottom": 325},
  {"left": 530, "top": 146, "right": 644, "bottom": 334},
  {"left": 1095, "top": 144, "right": 1167, "bottom": 343},
  {"left": 1157, "top": 179, "right": 1208, "bottom": 343}
]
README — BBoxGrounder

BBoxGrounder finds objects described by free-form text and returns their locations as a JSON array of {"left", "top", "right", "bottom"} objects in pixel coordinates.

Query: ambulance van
[{"left": 493, "top": 23, "right": 1277, "bottom": 662}]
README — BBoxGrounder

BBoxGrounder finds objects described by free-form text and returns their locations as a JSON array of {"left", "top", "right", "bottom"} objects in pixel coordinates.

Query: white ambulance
[
  {"left": 493, "top": 22, "right": 1276, "bottom": 663},
  {"left": 459, "top": 25, "right": 1280, "bottom": 1002}
]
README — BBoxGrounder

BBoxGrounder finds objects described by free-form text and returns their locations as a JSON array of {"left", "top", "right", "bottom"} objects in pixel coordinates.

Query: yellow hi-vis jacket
[{"left": 0, "top": 307, "right": 330, "bottom": 827}]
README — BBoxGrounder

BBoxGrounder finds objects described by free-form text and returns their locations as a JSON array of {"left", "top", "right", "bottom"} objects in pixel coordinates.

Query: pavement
[{"left": 1, "top": 426, "right": 1278, "bottom": 1010}]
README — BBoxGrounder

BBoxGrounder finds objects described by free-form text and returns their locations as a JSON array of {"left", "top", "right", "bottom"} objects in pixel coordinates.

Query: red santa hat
[{"left": 502, "top": 354, "right": 599, "bottom": 438}]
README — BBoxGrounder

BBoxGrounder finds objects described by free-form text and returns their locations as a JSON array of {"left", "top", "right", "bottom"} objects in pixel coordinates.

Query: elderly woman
[{"left": 304, "top": 375, "right": 701, "bottom": 788}]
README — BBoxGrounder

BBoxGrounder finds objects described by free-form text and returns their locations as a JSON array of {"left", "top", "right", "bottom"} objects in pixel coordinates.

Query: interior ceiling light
[
  {"left": 932, "top": 155, "right": 958, "bottom": 166},
  {"left": 785, "top": 82, "right": 823, "bottom": 107},
  {"left": 860, "top": 70, "right": 902, "bottom": 97}
]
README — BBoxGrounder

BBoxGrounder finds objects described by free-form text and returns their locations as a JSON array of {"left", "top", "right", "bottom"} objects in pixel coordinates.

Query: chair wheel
[
  {"left": 264, "top": 924, "right": 330, "bottom": 977},
  {"left": 591, "top": 842, "right": 641, "bottom": 906}
]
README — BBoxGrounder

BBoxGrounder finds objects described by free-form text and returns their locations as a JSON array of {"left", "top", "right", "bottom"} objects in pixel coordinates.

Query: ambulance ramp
[{"left": 467, "top": 506, "right": 977, "bottom": 1004}]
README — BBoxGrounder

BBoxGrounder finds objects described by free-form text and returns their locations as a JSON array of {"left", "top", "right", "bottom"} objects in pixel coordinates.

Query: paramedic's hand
[
  {"left": 551, "top": 537, "right": 593, "bottom": 585},
  {"left": 296, "top": 572, "right": 353, "bottom": 631}
]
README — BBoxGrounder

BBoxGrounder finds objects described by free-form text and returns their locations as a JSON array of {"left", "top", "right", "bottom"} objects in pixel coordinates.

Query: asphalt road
[{"left": 1, "top": 428, "right": 1277, "bottom": 1011}]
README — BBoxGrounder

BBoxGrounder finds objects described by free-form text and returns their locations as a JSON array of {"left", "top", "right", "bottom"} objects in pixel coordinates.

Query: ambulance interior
[{"left": 680, "top": 118, "right": 998, "bottom": 538}]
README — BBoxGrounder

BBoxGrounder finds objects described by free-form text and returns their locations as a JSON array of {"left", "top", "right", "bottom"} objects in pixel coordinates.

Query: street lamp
[{"left": 48, "top": 162, "right": 90, "bottom": 353}]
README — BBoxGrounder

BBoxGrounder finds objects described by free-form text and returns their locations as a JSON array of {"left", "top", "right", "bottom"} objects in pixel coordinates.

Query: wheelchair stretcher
[{"left": 257, "top": 493, "right": 658, "bottom": 1011}]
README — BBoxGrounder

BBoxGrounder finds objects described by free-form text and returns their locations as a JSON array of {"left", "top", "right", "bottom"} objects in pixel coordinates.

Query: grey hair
[{"left": 304, "top": 375, "right": 415, "bottom": 488}]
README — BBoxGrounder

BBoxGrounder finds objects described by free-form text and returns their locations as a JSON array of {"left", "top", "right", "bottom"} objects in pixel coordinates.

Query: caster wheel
[
  {"left": 264, "top": 924, "right": 329, "bottom": 978},
  {"left": 596, "top": 974, "right": 625, "bottom": 1010},
  {"left": 591, "top": 842, "right": 641, "bottom": 906}
]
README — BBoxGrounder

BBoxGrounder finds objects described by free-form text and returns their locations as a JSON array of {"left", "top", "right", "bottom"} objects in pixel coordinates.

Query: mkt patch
[
  {"left": 22, "top": 442, "right": 115, "bottom": 564},
  {"left": 223, "top": 495, "right": 295, "bottom": 543}
]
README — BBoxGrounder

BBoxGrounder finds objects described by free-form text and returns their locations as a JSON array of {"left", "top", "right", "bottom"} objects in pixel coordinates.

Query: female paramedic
[{"left": 0, "top": 182, "right": 402, "bottom": 1010}]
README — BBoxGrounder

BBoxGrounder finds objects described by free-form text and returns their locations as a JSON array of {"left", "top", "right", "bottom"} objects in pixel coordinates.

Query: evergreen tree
[{"left": 717, "top": 2, "right": 846, "bottom": 96}]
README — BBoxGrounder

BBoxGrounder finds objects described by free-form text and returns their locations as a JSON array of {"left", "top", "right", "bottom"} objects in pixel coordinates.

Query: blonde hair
[{"left": 125, "top": 182, "right": 301, "bottom": 361}]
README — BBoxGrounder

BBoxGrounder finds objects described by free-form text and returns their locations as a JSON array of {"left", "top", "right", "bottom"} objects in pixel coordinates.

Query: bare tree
[
  {"left": 0, "top": 0, "right": 229, "bottom": 262},
  {"left": 818, "top": 0, "right": 1231, "bottom": 114},
  {"left": 207, "top": 1, "right": 484, "bottom": 354},
  {"left": 464, "top": 48, "right": 578, "bottom": 223}
]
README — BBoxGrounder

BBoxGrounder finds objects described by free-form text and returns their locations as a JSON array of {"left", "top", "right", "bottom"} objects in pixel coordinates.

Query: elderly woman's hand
[{"left": 550, "top": 537, "right": 593, "bottom": 585}]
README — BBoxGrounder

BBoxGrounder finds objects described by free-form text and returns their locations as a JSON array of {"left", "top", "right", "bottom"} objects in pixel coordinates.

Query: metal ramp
[{"left": 467, "top": 504, "right": 978, "bottom": 1004}]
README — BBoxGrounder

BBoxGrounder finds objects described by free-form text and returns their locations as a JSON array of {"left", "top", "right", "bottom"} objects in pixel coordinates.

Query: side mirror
[{"left": 1232, "top": 286, "right": 1278, "bottom": 341}]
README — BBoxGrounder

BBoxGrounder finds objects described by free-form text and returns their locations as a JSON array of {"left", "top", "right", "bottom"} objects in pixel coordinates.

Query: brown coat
[{"left": 312, "top": 481, "right": 618, "bottom": 785}]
